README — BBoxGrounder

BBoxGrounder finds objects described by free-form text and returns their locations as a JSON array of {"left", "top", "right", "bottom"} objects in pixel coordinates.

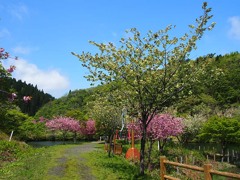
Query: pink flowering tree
[
  {"left": 146, "top": 114, "right": 184, "bottom": 167},
  {"left": 126, "top": 121, "right": 142, "bottom": 140},
  {"left": 1, "top": 48, "right": 32, "bottom": 136},
  {"left": 127, "top": 114, "right": 184, "bottom": 167},
  {"left": 1, "top": 48, "right": 16, "bottom": 101},
  {"left": 82, "top": 119, "right": 96, "bottom": 140},
  {"left": 45, "top": 116, "right": 81, "bottom": 142},
  {"left": 0, "top": 47, "right": 31, "bottom": 102},
  {"left": 147, "top": 114, "right": 184, "bottom": 168},
  {"left": 147, "top": 114, "right": 184, "bottom": 152}
]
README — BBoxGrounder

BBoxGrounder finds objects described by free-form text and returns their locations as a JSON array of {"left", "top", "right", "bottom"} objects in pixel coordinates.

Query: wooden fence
[
  {"left": 160, "top": 156, "right": 240, "bottom": 180},
  {"left": 104, "top": 143, "right": 122, "bottom": 155},
  {"left": 197, "top": 145, "right": 239, "bottom": 164}
]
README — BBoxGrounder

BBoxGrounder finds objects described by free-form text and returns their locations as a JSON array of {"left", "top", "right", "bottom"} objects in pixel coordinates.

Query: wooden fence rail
[
  {"left": 160, "top": 156, "right": 240, "bottom": 180},
  {"left": 104, "top": 143, "right": 122, "bottom": 155}
]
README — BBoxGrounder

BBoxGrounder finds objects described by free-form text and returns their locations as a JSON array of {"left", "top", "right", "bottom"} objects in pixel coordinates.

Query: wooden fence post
[
  {"left": 160, "top": 156, "right": 167, "bottom": 180},
  {"left": 204, "top": 164, "right": 213, "bottom": 180},
  {"left": 175, "top": 157, "right": 179, "bottom": 173}
]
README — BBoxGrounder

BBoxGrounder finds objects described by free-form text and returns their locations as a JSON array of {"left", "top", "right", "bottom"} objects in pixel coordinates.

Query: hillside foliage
[
  {"left": 1, "top": 51, "right": 240, "bottom": 142},
  {"left": 5, "top": 78, "right": 55, "bottom": 116}
]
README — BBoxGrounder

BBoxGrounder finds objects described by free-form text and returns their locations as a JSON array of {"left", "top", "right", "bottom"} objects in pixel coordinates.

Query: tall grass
[{"left": 0, "top": 140, "right": 51, "bottom": 179}]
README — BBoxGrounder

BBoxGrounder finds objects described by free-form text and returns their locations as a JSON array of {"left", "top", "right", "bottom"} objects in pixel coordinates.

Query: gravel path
[{"left": 47, "top": 142, "right": 98, "bottom": 180}]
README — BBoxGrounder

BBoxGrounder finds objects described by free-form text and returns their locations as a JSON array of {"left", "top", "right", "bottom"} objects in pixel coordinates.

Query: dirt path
[{"left": 47, "top": 142, "right": 98, "bottom": 180}]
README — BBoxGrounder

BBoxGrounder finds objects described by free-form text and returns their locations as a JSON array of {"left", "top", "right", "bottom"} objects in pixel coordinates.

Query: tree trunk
[
  {"left": 140, "top": 122, "right": 147, "bottom": 175},
  {"left": 63, "top": 131, "right": 66, "bottom": 143},
  {"left": 147, "top": 139, "right": 154, "bottom": 170},
  {"left": 159, "top": 139, "right": 167, "bottom": 154},
  {"left": 73, "top": 132, "right": 77, "bottom": 143},
  {"left": 221, "top": 141, "right": 227, "bottom": 157},
  {"left": 108, "top": 133, "right": 113, "bottom": 157}
]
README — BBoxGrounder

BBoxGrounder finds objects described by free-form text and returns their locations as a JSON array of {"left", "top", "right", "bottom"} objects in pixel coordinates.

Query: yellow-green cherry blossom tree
[{"left": 72, "top": 2, "right": 215, "bottom": 175}]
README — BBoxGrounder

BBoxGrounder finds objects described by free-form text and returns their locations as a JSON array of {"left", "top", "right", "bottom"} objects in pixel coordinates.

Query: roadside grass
[
  {"left": 0, "top": 141, "right": 80, "bottom": 180},
  {"left": 0, "top": 131, "right": 9, "bottom": 140},
  {"left": 2, "top": 140, "right": 238, "bottom": 180},
  {"left": 0, "top": 143, "right": 50, "bottom": 179},
  {"left": 0, "top": 139, "right": 159, "bottom": 179},
  {"left": 82, "top": 144, "right": 158, "bottom": 180}
]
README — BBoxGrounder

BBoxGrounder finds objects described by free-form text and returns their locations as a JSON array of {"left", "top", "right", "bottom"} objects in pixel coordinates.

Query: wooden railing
[
  {"left": 160, "top": 156, "right": 240, "bottom": 180},
  {"left": 104, "top": 143, "right": 122, "bottom": 155},
  {"left": 114, "top": 143, "right": 122, "bottom": 155}
]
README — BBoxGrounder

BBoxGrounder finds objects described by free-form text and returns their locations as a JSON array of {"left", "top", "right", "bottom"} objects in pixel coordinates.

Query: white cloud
[
  {"left": 228, "top": 16, "right": 240, "bottom": 40},
  {"left": 5, "top": 58, "right": 69, "bottom": 98},
  {"left": 12, "top": 46, "right": 38, "bottom": 55}
]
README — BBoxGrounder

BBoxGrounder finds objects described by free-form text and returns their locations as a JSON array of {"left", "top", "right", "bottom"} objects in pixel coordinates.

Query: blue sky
[{"left": 1, "top": 0, "right": 240, "bottom": 98}]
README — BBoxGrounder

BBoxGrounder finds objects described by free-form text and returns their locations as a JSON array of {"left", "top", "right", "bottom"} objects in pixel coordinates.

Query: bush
[
  {"left": 0, "top": 131, "right": 9, "bottom": 140},
  {"left": 165, "top": 144, "right": 205, "bottom": 166},
  {"left": 0, "top": 140, "right": 30, "bottom": 163}
]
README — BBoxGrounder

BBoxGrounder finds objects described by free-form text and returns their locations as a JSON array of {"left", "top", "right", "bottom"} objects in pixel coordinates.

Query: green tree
[
  {"left": 72, "top": 2, "right": 215, "bottom": 175},
  {"left": 88, "top": 96, "right": 122, "bottom": 157},
  {"left": 178, "top": 114, "right": 207, "bottom": 144},
  {"left": 18, "top": 117, "right": 46, "bottom": 140},
  {"left": 198, "top": 116, "right": 240, "bottom": 155},
  {"left": 65, "top": 109, "right": 88, "bottom": 121},
  {"left": 0, "top": 108, "right": 31, "bottom": 139}
]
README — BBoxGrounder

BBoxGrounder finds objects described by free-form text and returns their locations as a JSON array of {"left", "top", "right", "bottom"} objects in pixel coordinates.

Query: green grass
[
  {"left": 0, "top": 141, "right": 73, "bottom": 180},
  {"left": 44, "top": 143, "right": 88, "bottom": 180},
  {"left": 0, "top": 131, "right": 9, "bottom": 140},
  {"left": 81, "top": 146, "right": 158, "bottom": 180},
  {"left": 0, "top": 145, "right": 50, "bottom": 179},
  {"left": 0, "top": 141, "right": 98, "bottom": 180},
  {"left": 2, "top": 140, "right": 238, "bottom": 180}
]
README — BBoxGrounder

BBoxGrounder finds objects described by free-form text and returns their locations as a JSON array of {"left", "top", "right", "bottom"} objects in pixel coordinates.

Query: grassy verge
[
  {"left": 0, "top": 140, "right": 73, "bottom": 180},
  {"left": 81, "top": 145, "right": 158, "bottom": 180},
  {"left": 0, "top": 141, "right": 50, "bottom": 179},
  {"left": 1, "top": 140, "right": 239, "bottom": 180}
]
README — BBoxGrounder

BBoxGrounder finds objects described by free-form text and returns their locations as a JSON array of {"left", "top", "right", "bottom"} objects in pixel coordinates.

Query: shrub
[{"left": 0, "top": 140, "right": 29, "bottom": 163}]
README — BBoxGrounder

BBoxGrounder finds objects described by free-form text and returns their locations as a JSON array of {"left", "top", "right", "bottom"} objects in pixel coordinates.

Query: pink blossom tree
[
  {"left": 146, "top": 114, "right": 184, "bottom": 167},
  {"left": 0, "top": 47, "right": 31, "bottom": 102},
  {"left": 45, "top": 116, "right": 81, "bottom": 142},
  {"left": 126, "top": 121, "right": 142, "bottom": 140},
  {"left": 82, "top": 119, "right": 96, "bottom": 140},
  {"left": 147, "top": 114, "right": 184, "bottom": 152},
  {"left": 127, "top": 114, "right": 184, "bottom": 167}
]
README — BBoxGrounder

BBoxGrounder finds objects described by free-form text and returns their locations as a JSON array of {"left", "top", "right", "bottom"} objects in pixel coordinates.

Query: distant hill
[
  {"left": 34, "top": 88, "right": 96, "bottom": 120},
  {"left": 35, "top": 52, "right": 240, "bottom": 119},
  {"left": 6, "top": 78, "right": 55, "bottom": 116}
]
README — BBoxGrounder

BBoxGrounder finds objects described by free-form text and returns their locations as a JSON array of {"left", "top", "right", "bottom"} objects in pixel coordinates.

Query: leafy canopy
[
  {"left": 198, "top": 116, "right": 240, "bottom": 145},
  {"left": 72, "top": 2, "right": 215, "bottom": 120},
  {"left": 72, "top": 2, "right": 215, "bottom": 175}
]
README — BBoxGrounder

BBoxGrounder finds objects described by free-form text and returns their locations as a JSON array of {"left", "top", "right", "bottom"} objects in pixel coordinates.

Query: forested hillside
[
  {"left": 35, "top": 89, "right": 94, "bottom": 120},
  {"left": 36, "top": 52, "right": 240, "bottom": 119},
  {"left": 1, "top": 51, "right": 240, "bottom": 141},
  {"left": 173, "top": 52, "right": 240, "bottom": 115},
  {"left": 5, "top": 78, "right": 55, "bottom": 116},
  {"left": 0, "top": 77, "right": 55, "bottom": 139}
]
